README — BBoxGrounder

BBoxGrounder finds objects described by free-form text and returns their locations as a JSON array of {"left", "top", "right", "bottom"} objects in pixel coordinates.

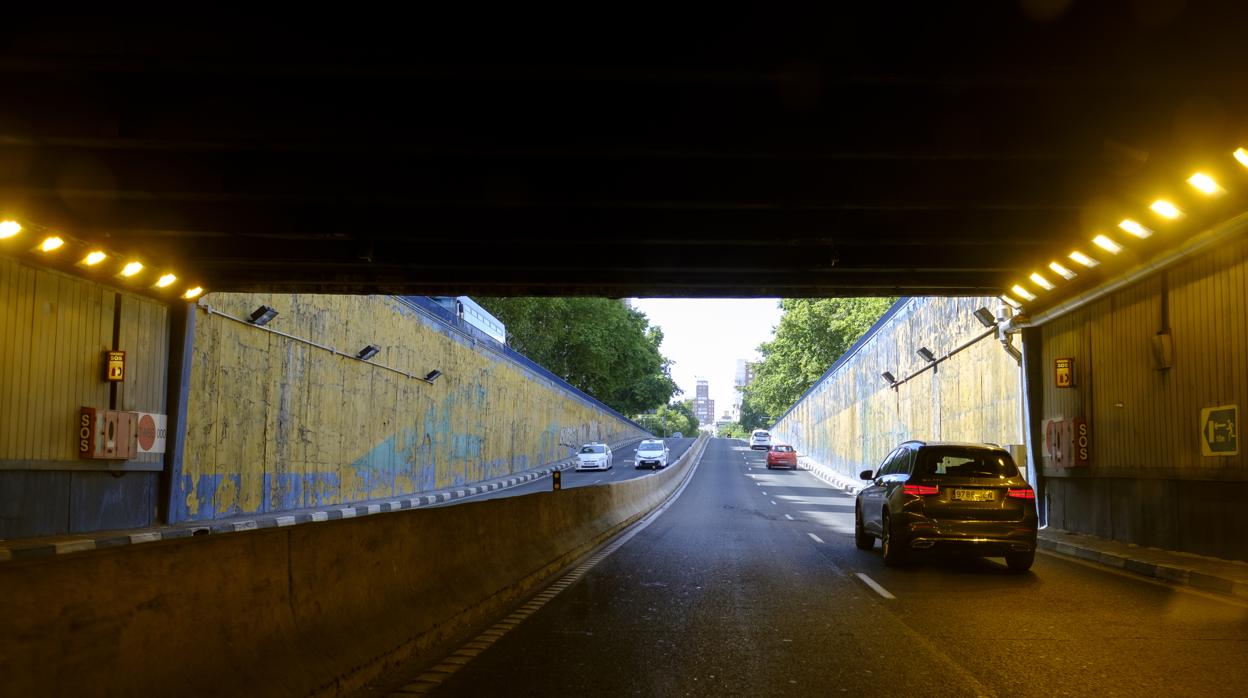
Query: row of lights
[
  {"left": 1000, "top": 147, "right": 1248, "bottom": 309},
  {"left": 0, "top": 219, "right": 205, "bottom": 300}
]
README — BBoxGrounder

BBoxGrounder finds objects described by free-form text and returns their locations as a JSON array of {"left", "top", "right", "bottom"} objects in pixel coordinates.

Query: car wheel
[
  {"left": 1005, "top": 551, "right": 1035, "bottom": 573},
  {"left": 881, "top": 511, "right": 908, "bottom": 566},
  {"left": 854, "top": 505, "right": 874, "bottom": 551}
]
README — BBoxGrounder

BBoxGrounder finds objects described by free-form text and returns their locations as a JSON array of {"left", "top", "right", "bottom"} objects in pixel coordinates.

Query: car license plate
[{"left": 954, "top": 489, "right": 994, "bottom": 502}]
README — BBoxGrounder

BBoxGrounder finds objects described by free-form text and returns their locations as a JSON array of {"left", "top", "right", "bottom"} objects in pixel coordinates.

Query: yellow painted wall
[
  {"left": 176, "top": 293, "right": 645, "bottom": 521},
  {"left": 773, "top": 297, "right": 1024, "bottom": 475}
]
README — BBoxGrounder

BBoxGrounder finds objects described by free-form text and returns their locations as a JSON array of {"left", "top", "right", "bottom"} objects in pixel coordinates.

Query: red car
[{"left": 766, "top": 444, "right": 798, "bottom": 469}]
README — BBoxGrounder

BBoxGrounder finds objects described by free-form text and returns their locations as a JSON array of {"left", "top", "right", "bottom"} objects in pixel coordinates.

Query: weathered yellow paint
[
  {"left": 773, "top": 297, "right": 1024, "bottom": 475},
  {"left": 177, "top": 293, "right": 645, "bottom": 521}
]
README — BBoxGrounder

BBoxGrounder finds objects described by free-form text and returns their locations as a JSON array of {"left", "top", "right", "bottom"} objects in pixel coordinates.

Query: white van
[{"left": 749, "top": 429, "right": 772, "bottom": 450}]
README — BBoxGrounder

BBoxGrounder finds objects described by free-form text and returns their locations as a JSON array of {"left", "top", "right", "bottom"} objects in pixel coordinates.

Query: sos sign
[{"left": 78, "top": 406, "right": 98, "bottom": 458}]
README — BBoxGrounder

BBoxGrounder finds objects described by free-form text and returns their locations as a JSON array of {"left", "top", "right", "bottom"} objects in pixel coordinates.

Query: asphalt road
[
  {"left": 386, "top": 437, "right": 1248, "bottom": 696},
  {"left": 464, "top": 437, "right": 696, "bottom": 503}
]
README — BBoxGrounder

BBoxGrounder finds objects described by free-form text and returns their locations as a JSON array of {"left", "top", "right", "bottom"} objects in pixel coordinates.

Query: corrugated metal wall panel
[{"left": 1041, "top": 234, "right": 1248, "bottom": 480}]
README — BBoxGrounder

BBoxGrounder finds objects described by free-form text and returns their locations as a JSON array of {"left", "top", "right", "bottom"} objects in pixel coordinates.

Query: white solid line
[
  {"left": 856, "top": 572, "right": 896, "bottom": 599},
  {"left": 807, "top": 532, "right": 824, "bottom": 544},
  {"left": 784, "top": 514, "right": 794, "bottom": 521}
]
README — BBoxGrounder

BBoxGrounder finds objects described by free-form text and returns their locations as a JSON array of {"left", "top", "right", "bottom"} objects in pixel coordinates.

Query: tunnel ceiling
[{"left": 2, "top": 6, "right": 1248, "bottom": 302}]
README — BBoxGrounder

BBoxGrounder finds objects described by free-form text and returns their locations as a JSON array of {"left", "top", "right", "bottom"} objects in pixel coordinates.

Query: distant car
[
  {"left": 575, "top": 443, "right": 613, "bottom": 471},
  {"left": 749, "top": 429, "right": 772, "bottom": 450},
  {"left": 854, "top": 441, "right": 1038, "bottom": 571},
  {"left": 672, "top": 432, "right": 683, "bottom": 439},
  {"left": 634, "top": 439, "right": 670, "bottom": 469},
  {"left": 766, "top": 444, "right": 797, "bottom": 469}
]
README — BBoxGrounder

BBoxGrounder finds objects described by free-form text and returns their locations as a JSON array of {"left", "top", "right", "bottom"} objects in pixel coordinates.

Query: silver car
[{"left": 634, "top": 439, "right": 670, "bottom": 469}]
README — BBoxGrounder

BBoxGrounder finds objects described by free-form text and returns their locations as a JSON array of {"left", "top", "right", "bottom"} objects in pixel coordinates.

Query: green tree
[
  {"left": 716, "top": 422, "right": 748, "bottom": 438},
  {"left": 747, "top": 298, "right": 896, "bottom": 419},
  {"left": 634, "top": 401, "right": 697, "bottom": 437},
  {"left": 477, "top": 297, "right": 679, "bottom": 415}
]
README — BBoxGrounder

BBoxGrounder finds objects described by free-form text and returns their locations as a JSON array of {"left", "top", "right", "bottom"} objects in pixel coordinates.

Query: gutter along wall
[
  {"left": 772, "top": 297, "right": 1024, "bottom": 478},
  {"left": 175, "top": 293, "right": 646, "bottom": 522},
  {"left": 1036, "top": 232, "right": 1248, "bottom": 561}
]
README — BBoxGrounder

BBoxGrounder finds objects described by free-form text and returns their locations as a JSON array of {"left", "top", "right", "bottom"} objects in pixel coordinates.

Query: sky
[{"left": 629, "top": 299, "right": 784, "bottom": 419}]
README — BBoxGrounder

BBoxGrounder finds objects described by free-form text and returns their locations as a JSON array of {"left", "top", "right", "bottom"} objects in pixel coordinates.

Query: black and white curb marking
[{"left": 0, "top": 438, "right": 655, "bottom": 563}]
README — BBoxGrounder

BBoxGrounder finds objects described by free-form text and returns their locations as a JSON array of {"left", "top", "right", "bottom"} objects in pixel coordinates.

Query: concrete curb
[
  {"left": 1038, "top": 531, "right": 1248, "bottom": 600},
  {"left": 0, "top": 435, "right": 652, "bottom": 564},
  {"left": 797, "top": 456, "right": 865, "bottom": 495}
]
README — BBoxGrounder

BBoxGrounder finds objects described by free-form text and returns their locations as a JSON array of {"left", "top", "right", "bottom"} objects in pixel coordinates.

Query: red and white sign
[{"left": 135, "top": 412, "right": 167, "bottom": 454}]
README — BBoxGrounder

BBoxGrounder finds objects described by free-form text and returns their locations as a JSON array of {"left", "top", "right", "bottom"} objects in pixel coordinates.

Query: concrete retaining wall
[
  {"left": 772, "top": 297, "right": 1024, "bottom": 478},
  {"left": 176, "top": 293, "right": 645, "bottom": 522},
  {"left": 0, "top": 434, "right": 706, "bottom": 698}
]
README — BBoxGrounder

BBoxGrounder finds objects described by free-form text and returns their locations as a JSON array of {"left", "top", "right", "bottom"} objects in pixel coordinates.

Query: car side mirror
[{"left": 858, "top": 469, "right": 874, "bottom": 481}]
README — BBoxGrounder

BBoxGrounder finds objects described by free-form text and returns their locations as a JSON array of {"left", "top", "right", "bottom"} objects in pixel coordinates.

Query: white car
[
  {"left": 634, "top": 439, "right": 670, "bottom": 469},
  {"left": 575, "top": 443, "right": 613, "bottom": 471},
  {"left": 749, "top": 429, "right": 772, "bottom": 450}
]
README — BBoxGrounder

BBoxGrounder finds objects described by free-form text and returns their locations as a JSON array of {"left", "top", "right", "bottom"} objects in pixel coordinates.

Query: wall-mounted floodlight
[
  {"left": 972, "top": 307, "right": 996, "bottom": 328},
  {"left": 881, "top": 371, "right": 896, "bottom": 385},
  {"left": 916, "top": 347, "right": 936, "bottom": 362},
  {"left": 357, "top": 344, "right": 380, "bottom": 361},
  {"left": 248, "top": 305, "right": 279, "bottom": 326},
  {"left": 423, "top": 369, "right": 443, "bottom": 383}
]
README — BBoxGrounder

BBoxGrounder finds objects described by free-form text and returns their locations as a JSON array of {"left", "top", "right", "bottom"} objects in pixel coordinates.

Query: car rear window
[
  {"left": 753, "top": 431, "right": 770, "bottom": 439},
  {"left": 914, "top": 447, "right": 1019, "bottom": 479},
  {"left": 771, "top": 445, "right": 793, "bottom": 452},
  {"left": 580, "top": 445, "right": 605, "bottom": 454}
]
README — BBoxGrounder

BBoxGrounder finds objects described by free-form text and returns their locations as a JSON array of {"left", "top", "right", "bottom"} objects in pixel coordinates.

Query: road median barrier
[{"left": 0, "top": 433, "right": 708, "bottom": 698}]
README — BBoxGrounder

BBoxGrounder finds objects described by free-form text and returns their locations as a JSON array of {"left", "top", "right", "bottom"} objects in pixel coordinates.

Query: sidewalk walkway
[
  {"left": 1037, "top": 528, "right": 1248, "bottom": 600},
  {"left": 797, "top": 455, "right": 1248, "bottom": 600}
]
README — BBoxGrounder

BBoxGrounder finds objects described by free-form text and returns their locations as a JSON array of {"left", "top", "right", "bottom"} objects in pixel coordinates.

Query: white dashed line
[
  {"left": 807, "top": 532, "right": 824, "bottom": 544},
  {"left": 761, "top": 491, "right": 767, "bottom": 495},
  {"left": 784, "top": 514, "right": 794, "bottom": 521},
  {"left": 770, "top": 500, "right": 777, "bottom": 506},
  {"left": 856, "top": 573, "right": 896, "bottom": 599}
]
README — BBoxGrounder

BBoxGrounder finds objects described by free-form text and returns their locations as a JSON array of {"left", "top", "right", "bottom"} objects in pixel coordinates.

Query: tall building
[
  {"left": 693, "top": 378, "right": 716, "bottom": 427},
  {"left": 731, "top": 359, "right": 758, "bottom": 421}
]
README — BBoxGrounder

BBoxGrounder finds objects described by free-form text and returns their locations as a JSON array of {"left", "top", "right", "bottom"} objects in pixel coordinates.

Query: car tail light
[
  {"left": 903, "top": 484, "right": 938, "bottom": 496},
  {"left": 1007, "top": 488, "right": 1036, "bottom": 500}
]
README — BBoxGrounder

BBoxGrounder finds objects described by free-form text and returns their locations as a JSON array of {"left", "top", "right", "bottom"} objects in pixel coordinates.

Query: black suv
[{"left": 855, "top": 441, "right": 1038, "bottom": 571}]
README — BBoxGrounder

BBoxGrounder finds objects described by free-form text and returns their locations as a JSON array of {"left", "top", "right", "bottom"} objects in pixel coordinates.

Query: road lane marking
[
  {"left": 785, "top": 514, "right": 794, "bottom": 521},
  {"left": 807, "top": 532, "right": 825, "bottom": 544},
  {"left": 770, "top": 500, "right": 777, "bottom": 506},
  {"left": 761, "top": 491, "right": 767, "bottom": 495},
  {"left": 856, "top": 573, "right": 896, "bottom": 599}
]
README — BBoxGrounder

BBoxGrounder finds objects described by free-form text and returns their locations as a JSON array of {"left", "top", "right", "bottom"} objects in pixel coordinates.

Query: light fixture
[
  {"left": 1029, "top": 272, "right": 1055, "bottom": 290},
  {"left": 0, "top": 220, "right": 20, "bottom": 239},
  {"left": 1000, "top": 295, "right": 1022, "bottom": 309},
  {"left": 916, "top": 347, "right": 936, "bottom": 362},
  {"left": 1235, "top": 148, "right": 1248, "bottom": 169},
  {"left": 248, "top": 305, "right": 279, "bottom": 326},
  {"left": 1069, "top": 250, "right": 1100, "bottom": 267},
  {"left": 1092, "top": 235, "right": 1122, "bottom": 254},
  {"left": 155, "top": 273, "right": 177, "bottom": 288},
  {"left": 120, "top": 261, "right": 144, "bottom": 277},
  {"left": 356, "top": 344, "right": 381, "bottom": 360},
  {"left": 182, "top": 287, "right": 204, "bottom": 300},
  {"left": 1011, "top": 284, "right": 1037, "bottom": 301},
  {"left": 82, "top": 251, "right": 107, "bottom": 266},
  {"left": 39, "top": 236, "right": 64, "bottom": 252},
  {"left": 1118, "top": 218, "right": 1152, "bottom": 239},
  {"left": 423, "top": 369, "right": 443, "bottom": 383},
  {"left": 1049, "top": 261, "right": 1076, "bottom": 280},
  {"left": 972, "top": 307, "right": 996, "bottom": 328},
  {"left": 1187, "top": 172, "right": 1224, "bottom": 196},
  {"left": 881, "top": 371, "right": 896, "bottom": 385},
  {"left": 1149, "top": 199, "right": 1183, "bottom": 219}
]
